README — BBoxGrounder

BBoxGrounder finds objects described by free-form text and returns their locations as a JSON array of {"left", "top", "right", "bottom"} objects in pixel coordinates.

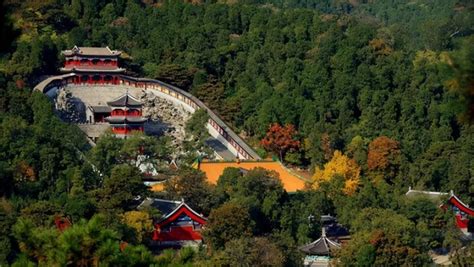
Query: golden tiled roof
[{"left": 199, "top": 161, "right": 309, "bottom": 192}]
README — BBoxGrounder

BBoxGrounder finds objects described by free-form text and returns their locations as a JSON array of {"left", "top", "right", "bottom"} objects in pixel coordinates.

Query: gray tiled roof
[
  {"left": 300, "top": 236, "right": 340, "bottom": 256},
  {"left": 89, "top": 106, "right": 111, "bottom": 113},
  {"left": 33, "top": 74, "right": 262, "bottom": 160},
  {"left": 138, "top": 198, "right": 181, "bottom": 217},
  {"left": 107, "top": 93, "right": 142, "bottom": 107},
  {"left": 105, "top": 116, "right": 147, "bottom": 123},
  {"left": 63, "top": 46, "right": 121, "bottom": 57}
]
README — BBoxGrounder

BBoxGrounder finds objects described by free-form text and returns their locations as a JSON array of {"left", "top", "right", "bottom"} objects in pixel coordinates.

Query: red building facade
[
  {"left": 152, "top": 201, "right": 207, "bottom": 246},
  {"left": 448, "top": 193, "right": 474, "bottom": 231},
  {"left": 61, "top": 46, "right": 125, "bottom": 85},
  {"left": 105, "top": 94, "right": 146, "bottom": 136}
]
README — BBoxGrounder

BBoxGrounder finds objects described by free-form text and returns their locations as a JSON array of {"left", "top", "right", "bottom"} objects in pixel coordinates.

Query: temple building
[
  {"left": 104, "top": 93, "right": 147, "bottom": 136},
  {"left": 61, "top": 46, "right": 125, "bottom": 84},
  {"left": 299, "top": 215, "right": 349, "bottom": 267},
  {"left": 87, "top": 105, "right": 112, "bottom": 123},
  {"left": 447, "top": 193, "right": 474, "bottom": 236},
  {"left": 138, "top": 198, "right": 207, "bottom": 247},
  {"left": 406, "top": 188, "right": 474, "bottom": 238},
  {"left": 300, "top": 227, "right": 341, "bottom": 267},
  {"left": 36, "top": 46, "right": 262, "bottom": 160}
]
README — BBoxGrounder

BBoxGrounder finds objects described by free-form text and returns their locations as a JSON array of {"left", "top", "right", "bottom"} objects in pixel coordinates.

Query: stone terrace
[{"left": 58, "top": 85, "right": 234, "bottom": 160}]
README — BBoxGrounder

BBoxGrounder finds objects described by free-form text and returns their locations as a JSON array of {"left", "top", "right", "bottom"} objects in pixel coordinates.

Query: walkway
[{"left": 205, "top": 138, "right": 235, "bottom": 160}]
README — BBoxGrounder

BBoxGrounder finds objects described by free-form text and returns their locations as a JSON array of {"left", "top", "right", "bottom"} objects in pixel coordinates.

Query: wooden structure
[
  {"left": 300, "top": 227, "right": 341, "bottom": 267},
  {"left": 448, "top": 192, "right": 474, "bottom": 232},
  {"left": 406, "top": 188, "right": 473, "bottom": 236},
  {"left": 87, "top": 106, "right": 112, "bottom": 123},
  {"left": 105, "top": 93, "right": 146, "bottom": 136},
  {"left": 61, "top": 46, "right": 125, "bottom": 85},
  {"left": 138, "top": 198, "right": 206, "bottom": 247},
  {"left": 35, "top": 47, "right": 261, "bottom": 160}
]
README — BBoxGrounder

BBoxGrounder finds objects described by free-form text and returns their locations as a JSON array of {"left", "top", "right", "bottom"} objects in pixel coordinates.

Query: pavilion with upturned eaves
[
  {"left": 104, "top": 93, "right": 147, "bottom": 136},
  {"left": 61, "top": 46, "right": 125, "bottom": 84},
  {"left": 138, "top": 198, "right": 207, "bottom": 247},
  {"left": 35, "top": 46, "right": 263, "bottom": 160}
]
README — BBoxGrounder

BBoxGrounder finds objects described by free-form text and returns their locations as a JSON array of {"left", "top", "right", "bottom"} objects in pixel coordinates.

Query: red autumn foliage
[
  {"left": 15, "top": 79, "right": 25, "bottom": 89},
  {"left": 119, "top": 241, "right": 128, "bottom": 252},
  {"left": 54, "top": 216, "right": 71, "bottom": 232},
  {"left": 261, "top": 123, "right": 300, "bottom": 161},
  {"left": 367, "top": 136, "right": 400, "bottom": 171}
]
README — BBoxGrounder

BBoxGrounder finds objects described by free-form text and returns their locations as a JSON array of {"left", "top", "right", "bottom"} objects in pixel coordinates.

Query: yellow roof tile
[{"left": 199, "top": 161, "right": 308, "bottom": 192}]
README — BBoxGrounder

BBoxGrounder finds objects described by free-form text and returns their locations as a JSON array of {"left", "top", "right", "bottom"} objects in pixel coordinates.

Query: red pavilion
[
  {"left": 61, "top": 46, "right": 125, "bottom": 84},
  {"left": 139, "top": 198, "right": 206, "bottom": 247},
  {"left": 105, "top": 93, "right": 147, "bottom": 136}
]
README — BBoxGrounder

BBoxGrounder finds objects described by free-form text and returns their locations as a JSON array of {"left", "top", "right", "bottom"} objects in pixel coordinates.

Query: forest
[{"left": 0, "top": 0, "right": 473, "bottom": 266}]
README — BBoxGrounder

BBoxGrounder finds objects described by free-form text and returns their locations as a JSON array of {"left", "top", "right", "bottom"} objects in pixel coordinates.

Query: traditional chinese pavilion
[
  {"left": 300, "top": 227, "right": 341, "bottom": 267},
  {"left": 61, "top": 46, "right": 125, "bottom": 84},
  {"left": 104, "top": 93, "right": 147, "bottom": 136},
  {"left": 448, "top": 192, "right": 474, "bottom": 235},
  {"left": 406, "top": 188, "right": 474, "bottom": 237},
  {"left": 139, "top": 198, "right": 206, "bottom": 247}
]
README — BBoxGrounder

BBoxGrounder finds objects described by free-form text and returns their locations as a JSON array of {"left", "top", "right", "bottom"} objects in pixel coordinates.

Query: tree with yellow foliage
[
  {"left": 122, "top": 211, "right": 154, "bottom": 242},
  {"left": 312, "top": 150, "right": 361, "bottom": 195}
]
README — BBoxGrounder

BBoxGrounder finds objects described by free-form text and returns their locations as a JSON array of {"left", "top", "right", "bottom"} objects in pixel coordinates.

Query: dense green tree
[
  {"left": 12, "top": 215, "right": 156, "bottom": 266},
  {"left": 94, "top": 164, "right": 148, "bottom": 211},
  {"left": 216, "top": 237, "right": 285, "bottom": 267},
  {"left": 223, "top": 167, "right": 287, "bottom": 234},
  {"left": 0, "top": 0, "right": 473, "bottom": 264},
  {"left": 203, "top": 202, "right": 254, "bottom": 251},
  {"left": 443, "top": 36, "right": 474, "bottom": 123},
  {"left": 339, "top": 208, "right": 432, "bottom": 266},
  {"left": 89, "top": 132, "right": 123, "bottom": 176},
  {"left": 164, "top": 168, "right": 215, "bottom": 214},
  {"left": 0, "top": 199, "right": 16, "bottom": 265},
  {"left": 154, "top": 64, "right": 196, "bottom": 91}
]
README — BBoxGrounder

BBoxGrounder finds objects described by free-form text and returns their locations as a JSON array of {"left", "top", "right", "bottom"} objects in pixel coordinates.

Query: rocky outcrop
[
  {"left": 139, "top": 91, "right": 192, "bottom": 156},
  {"left": 55, "top": 87, "right": 84, "bottom": 122}
]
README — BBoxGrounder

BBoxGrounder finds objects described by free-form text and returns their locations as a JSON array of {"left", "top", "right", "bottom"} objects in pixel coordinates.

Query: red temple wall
[
  {"left": 153, "top": 225, "right": 203, "bottom": 242},
  {"left": 53, "top": 72, "right": 256, "bottom": 160},
  {"left": 455, "top": 214, "right": 469, "bottom": 228},
  {"left": 112, "top": 126, "right": 144, "bottom": 134},
  {"left": 64, "top": 58, "right": 118, "bottom": 69}
]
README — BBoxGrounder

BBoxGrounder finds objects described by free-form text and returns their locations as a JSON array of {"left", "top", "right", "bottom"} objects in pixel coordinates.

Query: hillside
[{"left": 0, "top": 0, "right": 473, "bottom": 265}]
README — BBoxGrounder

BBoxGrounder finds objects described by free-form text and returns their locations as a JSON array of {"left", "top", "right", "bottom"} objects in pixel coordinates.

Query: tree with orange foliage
[
  {"left": 367, "top": 136, "right": 401, "bottom": 182},
  {"left": 312, "top": 150, "right": 361, "bottom": 195},
  {"left": 261, "top": 123, "right": 300, "bottom": 162}
]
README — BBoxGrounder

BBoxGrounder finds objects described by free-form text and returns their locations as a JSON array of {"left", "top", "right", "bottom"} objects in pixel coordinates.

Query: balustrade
[{"left": 42, "top": 73, "right": 258, "bottom": 160}]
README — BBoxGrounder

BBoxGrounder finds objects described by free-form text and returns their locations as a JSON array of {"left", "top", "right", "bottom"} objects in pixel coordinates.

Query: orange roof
[
  {"left": 199, "top": 161, "right": 309, "bottom": 192},
  {"left": 150, "top": 183, "right": 164, "bottom": 192}
]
